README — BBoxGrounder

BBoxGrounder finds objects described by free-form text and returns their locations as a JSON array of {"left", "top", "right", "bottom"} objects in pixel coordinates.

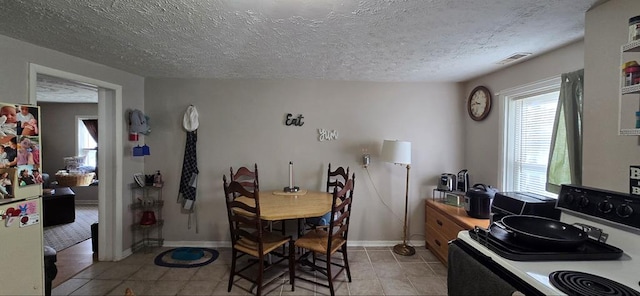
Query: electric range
[{"left": 454, "top": 184, "right": 640, "bottom": 295}]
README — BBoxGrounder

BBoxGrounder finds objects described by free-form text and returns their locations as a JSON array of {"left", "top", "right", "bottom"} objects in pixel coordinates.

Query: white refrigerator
[
  {"left": 0, "top": 197, "right": 44, "bottom": 295},
  {"left": 0, "top": 103, "right": 45, "bottom": 295}
]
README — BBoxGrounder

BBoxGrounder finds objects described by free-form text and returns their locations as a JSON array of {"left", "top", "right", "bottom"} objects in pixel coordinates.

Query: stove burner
[{"left": 549, "top": 271, "right": 640, "bottom": 296}]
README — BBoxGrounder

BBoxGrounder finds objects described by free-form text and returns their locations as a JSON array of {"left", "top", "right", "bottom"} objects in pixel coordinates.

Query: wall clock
[{"left": 467, "top": 86, "right": 492, "bottom": 121}]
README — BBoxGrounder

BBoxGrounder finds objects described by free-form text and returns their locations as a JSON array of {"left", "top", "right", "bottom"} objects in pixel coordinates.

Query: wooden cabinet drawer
[
  {"left": 426, "top": 205, "right": 465, "bottom": 240},
  {"left": 424, "top": 199, "right": 489, "bottom": 265},
  {"left": 426, "top": 223, "right": 449, "bottom": 264}
]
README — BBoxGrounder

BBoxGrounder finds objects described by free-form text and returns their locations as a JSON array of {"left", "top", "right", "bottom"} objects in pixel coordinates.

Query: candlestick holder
[{"left": 283, "top": 186, "right": 300, "bottom": 193}]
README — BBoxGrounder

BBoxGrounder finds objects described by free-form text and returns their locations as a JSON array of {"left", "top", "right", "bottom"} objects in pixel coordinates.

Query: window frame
[
  {"left": 75, "top": 115, "right": 98, "bottom": 168},
  {"left": 497, "top": 76, "right": 561, "bottom": 195}
]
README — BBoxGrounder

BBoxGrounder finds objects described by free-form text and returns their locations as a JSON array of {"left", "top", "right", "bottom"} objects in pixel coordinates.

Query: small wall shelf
[
  {"left": 130, "top": 184, "right": 163, "bottom": 252},
  {"left": 618, "top": 41, "right": 640, "bottom": 135}
]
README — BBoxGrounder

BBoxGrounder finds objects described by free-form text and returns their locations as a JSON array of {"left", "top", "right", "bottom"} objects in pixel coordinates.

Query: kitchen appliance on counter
[
  {"left": 490, "top": 191, "right": 560, "bottom": 223},
  {"left": 443, "top": 191, "right": 465, "bottom": 207},
  {"left": 450, "top": 184, "right": 640, "bottom": 295},
  {"left": 456, "top": 169, "right": 469, "bottom": 192},
  {"left": 437, "top": 173, "right": 456, "bottom": 192},
  {"left": 464, "top": 184, "right": 498, "bottom": 219}
]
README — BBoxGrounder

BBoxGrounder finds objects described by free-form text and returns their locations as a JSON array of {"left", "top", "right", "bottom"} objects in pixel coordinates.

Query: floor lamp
[{"left": 381, "top": 140, "right": 415, "bottom": 256}]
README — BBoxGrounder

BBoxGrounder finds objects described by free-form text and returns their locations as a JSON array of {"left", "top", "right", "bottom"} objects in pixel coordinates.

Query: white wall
[
  {"left": 144, "top": 79, "right": 464, "bottom": 245},
  {"left": 463, "top": 41, "right": 585, "bottom": 188},
  {"left": 583, "top": 0, "right": 640, "bottom": 191},
  {"left": 0, "top": 35, "right": 145, "bottom": 254}
]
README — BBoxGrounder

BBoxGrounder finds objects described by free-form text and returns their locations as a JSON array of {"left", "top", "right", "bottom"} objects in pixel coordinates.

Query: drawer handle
[
  {"left": 436, "top": 219, "right": 443, "bottom": 226},
  {"left": 435, "top": 239, "right": 441, "bottom": 246}
]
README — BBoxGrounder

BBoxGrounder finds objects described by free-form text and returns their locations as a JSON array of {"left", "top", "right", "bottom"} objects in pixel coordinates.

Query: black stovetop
[{"left": 469, "top": 224, "right": 624, "bottom": 261}]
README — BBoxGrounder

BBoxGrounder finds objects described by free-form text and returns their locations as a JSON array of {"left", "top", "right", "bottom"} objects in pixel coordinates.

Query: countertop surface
[{"left": 426, "top": 198, "right": 490, "bottom": 229}]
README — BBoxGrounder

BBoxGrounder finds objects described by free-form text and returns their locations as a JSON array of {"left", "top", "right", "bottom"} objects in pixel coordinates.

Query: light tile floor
[{"left": 53, "top": 245, "right": 448, "bottom": 296}]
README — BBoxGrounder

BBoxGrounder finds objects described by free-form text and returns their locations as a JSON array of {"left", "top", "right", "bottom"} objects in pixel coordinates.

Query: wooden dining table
[{"left": 235, "top": 189, "right": 333, "bottom": 221}]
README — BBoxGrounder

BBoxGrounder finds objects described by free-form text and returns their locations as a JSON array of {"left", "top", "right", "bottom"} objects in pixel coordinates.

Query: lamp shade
[{"left": 381, "top": 140, "right": 411, "bottom": 165}]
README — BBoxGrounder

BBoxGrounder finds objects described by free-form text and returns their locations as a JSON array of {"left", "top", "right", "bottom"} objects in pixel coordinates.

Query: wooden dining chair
[
  {"left": 230, "top": 164, "right": 286, "bottom": 235},
  {"left": 302, "top": 164, "right": 350, "bottom": 232},
  {"left": 294, "top": 175, "right": 355, "bottom": 296},
  {"left": 223, "top": 176, "right": 295, "bottom": 296}
]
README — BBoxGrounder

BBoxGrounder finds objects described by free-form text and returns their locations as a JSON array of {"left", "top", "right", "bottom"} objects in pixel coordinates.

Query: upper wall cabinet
[{"left": 619, "top": 40, "right": 640, "bottom": 136}]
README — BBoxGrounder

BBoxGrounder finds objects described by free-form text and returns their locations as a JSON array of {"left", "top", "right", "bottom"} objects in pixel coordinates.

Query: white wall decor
[{"left": 318, "top": 129, "right": 338, "bottom": 141}]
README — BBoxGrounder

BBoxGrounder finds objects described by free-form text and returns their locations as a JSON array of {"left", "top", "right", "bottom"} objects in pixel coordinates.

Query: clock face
[{"left": 468, "top": 86, "right": 492, "bottom": 121}]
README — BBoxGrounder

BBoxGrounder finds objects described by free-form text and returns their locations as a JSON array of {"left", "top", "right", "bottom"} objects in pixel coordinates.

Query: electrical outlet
[
  {"left": 362, "top": 154, "right": 370, "bottom": 167},
  {"left": 361, "top": 147, "right": 370, "bottom": 168}
]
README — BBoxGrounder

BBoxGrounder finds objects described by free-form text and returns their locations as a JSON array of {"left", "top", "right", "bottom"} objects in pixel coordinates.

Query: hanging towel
[
  {"left": 178, "top": 105, "right": 200, "bottom": 231},
  {"left": 178, "top": 130, "right": 198, "bottom": 207}
]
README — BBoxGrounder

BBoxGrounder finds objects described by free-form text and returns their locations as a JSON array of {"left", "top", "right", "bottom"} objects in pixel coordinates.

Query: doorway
[
  {"left": 38, "top": 77, "right": 99, "bottom": 253},
  {"left": 29, "top": 64, "right": 124, "bottom": 262}
]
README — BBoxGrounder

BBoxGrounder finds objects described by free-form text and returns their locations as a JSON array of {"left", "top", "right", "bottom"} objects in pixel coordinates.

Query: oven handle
[{"left": 450, "top": 239, "right": 546, "bottom": 296}]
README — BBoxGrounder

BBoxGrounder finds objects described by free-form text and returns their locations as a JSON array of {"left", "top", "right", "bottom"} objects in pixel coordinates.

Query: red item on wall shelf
[{"left": 625, "top": 66, "right": 640, "bottom": 86}]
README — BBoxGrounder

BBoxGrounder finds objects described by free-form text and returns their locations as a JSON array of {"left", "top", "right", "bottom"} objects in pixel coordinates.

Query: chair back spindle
[
  {"left": 326, "top": 163, "right": 349, "bottom": 193},
  {"left": 230, "top": 163, "right": 259, "bottom": 192}
]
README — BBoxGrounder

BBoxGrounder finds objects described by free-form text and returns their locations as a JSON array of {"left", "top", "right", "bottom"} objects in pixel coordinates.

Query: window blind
[{"left": 512, "top": 91, "right": 559, "bottom": 197}]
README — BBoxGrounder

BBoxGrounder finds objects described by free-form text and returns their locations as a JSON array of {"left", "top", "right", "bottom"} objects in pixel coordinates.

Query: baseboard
[
  {"left": 119, "top": 248, "right": 133, "bottom": 261},
  {"left": 75, "top": 200, "right": 98, "bottom": 205}
]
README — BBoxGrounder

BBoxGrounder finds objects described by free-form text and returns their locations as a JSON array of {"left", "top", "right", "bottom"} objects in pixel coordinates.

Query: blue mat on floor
[{"left": 154, "top": 247, "right": 219, "bottom": 268}]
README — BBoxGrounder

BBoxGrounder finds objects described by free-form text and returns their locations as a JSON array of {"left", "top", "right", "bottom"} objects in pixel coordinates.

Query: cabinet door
[{"left": 425, "top": 223, "right": 449, "bottom": 264}]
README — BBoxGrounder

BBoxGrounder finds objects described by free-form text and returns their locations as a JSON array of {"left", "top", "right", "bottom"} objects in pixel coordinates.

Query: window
[
  {"left": 76, "top": 116, "right": 97, "bottom": 168},
  {"left": 500, "top": 78, "right": 560, "bottom": 198}
]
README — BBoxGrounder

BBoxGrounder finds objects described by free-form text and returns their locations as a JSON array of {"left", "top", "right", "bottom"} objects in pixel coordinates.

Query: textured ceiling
[
  {"left": 36, "top": 74, "right": 98, "bottom": 103},
  {"left": 1, "top": 0, "right": 601, "bottom": 84}
]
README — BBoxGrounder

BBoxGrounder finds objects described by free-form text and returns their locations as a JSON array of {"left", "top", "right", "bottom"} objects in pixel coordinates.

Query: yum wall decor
[{"left": 318, "top": 129, "right": 338, "bottom": 141}]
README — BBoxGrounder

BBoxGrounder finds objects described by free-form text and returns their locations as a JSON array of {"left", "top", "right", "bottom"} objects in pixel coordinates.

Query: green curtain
[{"left": 546, "top": 69, "right": 584, "bottom": 193}]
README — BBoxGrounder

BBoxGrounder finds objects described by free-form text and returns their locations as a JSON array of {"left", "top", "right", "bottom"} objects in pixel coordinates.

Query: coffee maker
[{"left": 457, "top": 169, "right": 469, "bottom": 192}]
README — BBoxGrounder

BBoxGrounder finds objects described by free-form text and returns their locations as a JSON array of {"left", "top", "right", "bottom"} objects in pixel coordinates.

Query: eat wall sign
[{"left": 284, "top": 113, "right": 304, "bottom": 126}]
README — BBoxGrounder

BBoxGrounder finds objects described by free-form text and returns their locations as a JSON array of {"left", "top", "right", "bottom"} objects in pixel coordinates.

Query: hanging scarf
[
  {"left": 178, "top": 131, "right": 198, "bottom": 205},
  {"left": 178, "top": 105, "right": 199, "bottom": 231}
]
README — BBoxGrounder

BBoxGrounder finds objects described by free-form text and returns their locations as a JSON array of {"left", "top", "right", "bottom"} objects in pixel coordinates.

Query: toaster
[{"left": 437, "top": 173, "right": 456, "bottom": 191}]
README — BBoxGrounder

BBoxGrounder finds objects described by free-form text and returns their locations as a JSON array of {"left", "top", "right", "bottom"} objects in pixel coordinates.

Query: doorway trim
[{"left": 28, "top": 64, "right": 124, "bottom": 261}]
